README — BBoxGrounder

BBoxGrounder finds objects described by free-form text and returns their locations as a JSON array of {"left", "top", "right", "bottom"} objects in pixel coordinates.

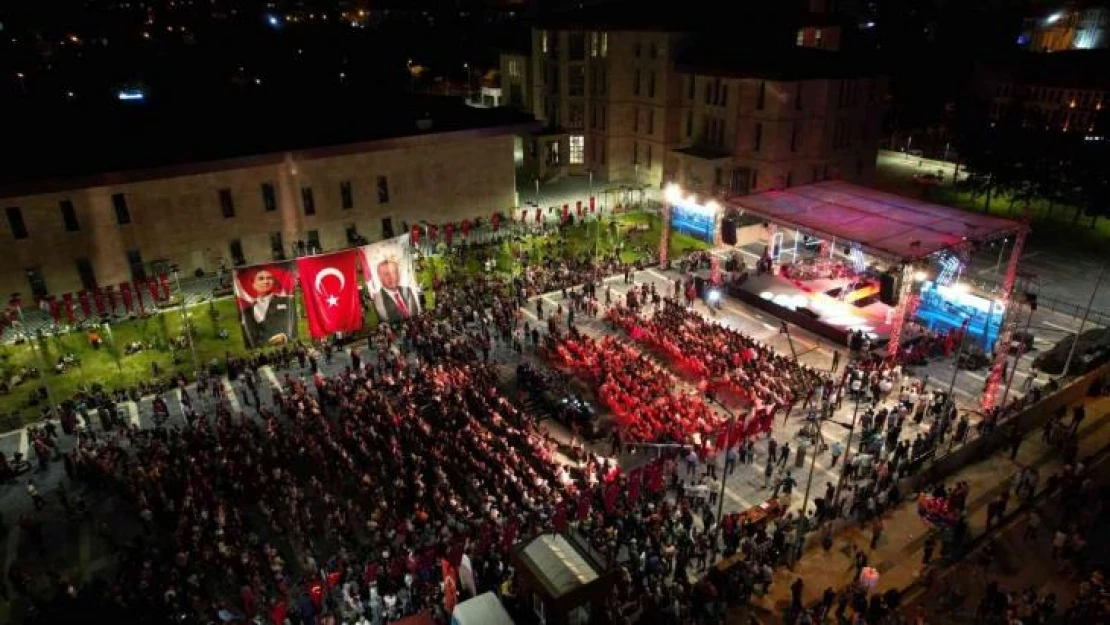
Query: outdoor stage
[{"left": 728, "top": 272, "right": 896, "bottom": 347}]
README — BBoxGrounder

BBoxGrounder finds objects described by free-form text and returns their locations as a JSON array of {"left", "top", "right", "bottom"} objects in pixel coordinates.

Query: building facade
[
  {"left": 1021, "top": 2, "right": 1109, "bottom": 52},
  {"left": 0, "top": 127, "right": 524, "bottom": 298},
  {"left": 501, "top": 22, "right": 885, "bottom": 196}
]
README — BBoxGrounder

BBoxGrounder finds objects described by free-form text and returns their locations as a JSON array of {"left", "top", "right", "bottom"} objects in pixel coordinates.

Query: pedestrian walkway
[{"left": 748, "top": 394, "right": 1110, "bottom": 623}]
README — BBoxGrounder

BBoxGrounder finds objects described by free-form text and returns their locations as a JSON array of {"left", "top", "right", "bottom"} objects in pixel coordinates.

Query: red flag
[
  {"left": 445, "top": 223, "right": 454, "bottom": 245},
  {"left": 121, "top": 283, "right": 134, "bottom": 314},
  {"left": 93, "top": 289, "right": 106, "bottom": 316},
  {"left": 535, "top": 207, "right": 541, "bottom": 223},
  {"left": 590, "top": 196, "right": 596, "bottom": 212},
  {"left": 576, "top": 200, "right": 583, "bottom": 217},
  {"left": 297, "top": 250, "right": 363, "bottom": 338},
  {"left": 628, "top": 468, "right": 642, "bottom": 503},
  {"left": 442, "top": 560, "right": 458, "bottom": 615},
  {"left": 649, "top": 462, "right": 665, "bottom": 493},
  {"left": 146, "top": 279, "right": 159, "bottom": 303},
  {"left": 562, "top": 204, "right": 569, "bottom": 223},
  {"left": 461, "top": 219, "right": 471, "bottom": 238},
  {"left": 77, "top": 290, "right": 91, "bottom": 318},
  {"left": 554, "top": 500, "right": 568, "bottom": 532},
  {"left": 62, "top": 293, "right": 75, "bottom": 324},
  {"left": 429, "top": 223, "right": 438, "bottom": 241},
  {"left": 410, "top": 224, "right": 421, "bottom": 245},
  {"left": 48, "top": 298, "right": 60, "bottom": 323},
  {"left": 492, "top": 212, "right": 501, "bottom": 231}
]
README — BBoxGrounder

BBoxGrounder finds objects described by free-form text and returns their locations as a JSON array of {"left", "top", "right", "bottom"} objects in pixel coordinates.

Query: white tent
[{"left": 450, "top": 592, "right": 515, "bottom": 625}]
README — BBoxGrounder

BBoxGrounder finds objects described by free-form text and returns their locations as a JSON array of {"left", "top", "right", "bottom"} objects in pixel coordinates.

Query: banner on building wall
[
  {"left": 359, "top": 234, "right": 421, "bottom": 324},
  {"left": 297, "top": 250, "right": 363, "bottom": 339},
  {"left": 233, "top": 261, "right": 298, "bottom": 349}
]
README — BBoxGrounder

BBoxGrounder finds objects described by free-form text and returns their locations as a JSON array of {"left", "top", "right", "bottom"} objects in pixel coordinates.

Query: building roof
[
  {"left": 518, "top": 534, "right": 600, "bottom": 599},
  {"left": 0, "top": 94, "right": 537, "bottom": 196},
  {"left": 676, "top": 41, "right": 883, "bottom": 81},
  {"left": 451, "top": 592, "right": 515, "bottom": 625},
  {"left": 727, "top": 181, "right": 1023, "bottom": 262}
]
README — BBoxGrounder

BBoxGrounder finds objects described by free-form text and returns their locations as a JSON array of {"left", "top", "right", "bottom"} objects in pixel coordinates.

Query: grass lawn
[
  {"left": 0, "top": 211, "right": 706, "bottom": 426},
  {"left": 926, "top": 186, "right": 1110, "bottom": 254}
]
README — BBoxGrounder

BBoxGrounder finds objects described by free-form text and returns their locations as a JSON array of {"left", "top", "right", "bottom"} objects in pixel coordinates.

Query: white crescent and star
[{"left": 314, "top": 267, "right": 346, "bottom": 307}]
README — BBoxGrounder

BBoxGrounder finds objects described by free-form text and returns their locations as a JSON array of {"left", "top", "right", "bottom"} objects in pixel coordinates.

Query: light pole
[
  {"left": 170, "top": 266, "right": 201, "bottom": 381},
  {"left": 1062, "top": 263, "right": 1106, "bottom": 378},
  {"left": 11, "top": 295, "right": 59, "bottom": 418},
  {"left": 706, "top": 392, "right": 739, "bottom": 524},
  {"left": 831, "top": 393, "right": 864, "bottom": 505},
  {"left": 1001, "top": 299, "right": 1036, "bottom": 405}
]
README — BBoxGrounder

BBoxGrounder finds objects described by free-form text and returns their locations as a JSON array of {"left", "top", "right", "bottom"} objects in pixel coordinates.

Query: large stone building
[
  {"left": 499, "top": 6, "right": 886, "bottom": 198},
  {"left": 0, "top": 98, "right": 535, "bottom": 298}
]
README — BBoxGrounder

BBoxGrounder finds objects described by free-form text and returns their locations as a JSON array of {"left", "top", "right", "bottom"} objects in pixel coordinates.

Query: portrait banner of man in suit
[
  {"left": 233, "top": 262, "right": 297, "bottom": 349},
  {"left": 360, "top": 235, "right": 421, "bottom": 323}
]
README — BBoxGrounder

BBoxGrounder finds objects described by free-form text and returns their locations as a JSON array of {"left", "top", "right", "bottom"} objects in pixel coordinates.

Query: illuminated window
[
  {"left": 541, "top": 31, "right": 548, "bottom": 54},
  {"left": 796, "top": 29, "right": 804, "bottom": 46},
  {"left": 601, "top": 33, "right": 608, "bottom": 57},
  {"left": 508, "top": 59, "right": 520, "bottom": 78},
  {"left": 569, "top": 135, "right": 585, "bottom": 164},
  {"left": 590, "top": 32, "right": 599, "bottom": 57},
  {"left": 815, "top": 28, "right": 824, "bottom": 48}
]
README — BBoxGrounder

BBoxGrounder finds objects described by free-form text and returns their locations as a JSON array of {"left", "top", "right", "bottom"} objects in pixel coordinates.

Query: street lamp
[
  {"left": 831, "top": 392, "right": 865, "bottom": 506},
  {"left": 170, "top": 265, "right": 201, "bottom": 381},
  {"left": 9, "top": 293, "right": 59, "bottom": 418},
  {"left": 705, "top": 391, "right": 739, "bottom": 524}
]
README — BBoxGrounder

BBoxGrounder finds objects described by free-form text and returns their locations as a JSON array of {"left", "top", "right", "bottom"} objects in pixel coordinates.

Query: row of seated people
[
  {"left": 608, "top": 298, "right": 827, "bottom": 418},
  {"left": 545, "top": 326, "right": 723, "bottom": 443}
]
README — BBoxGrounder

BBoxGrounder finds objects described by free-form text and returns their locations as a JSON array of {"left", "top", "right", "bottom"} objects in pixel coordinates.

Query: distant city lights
[
  {"left": 1044, "top": 12, "right": 1063, "bottom": 25},
  {"left": 266, "top": 14, "right": 281, "bottom": 28}
]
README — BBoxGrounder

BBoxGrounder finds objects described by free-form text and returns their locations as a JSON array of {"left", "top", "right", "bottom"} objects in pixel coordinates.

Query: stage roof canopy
[{"left": 727, "top": 181, "right": 1024, "bottom": 262}]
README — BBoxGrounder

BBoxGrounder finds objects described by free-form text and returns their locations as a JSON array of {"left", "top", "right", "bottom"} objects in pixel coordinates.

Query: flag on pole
[{"left": 297, "top": 250, "right": 363, "bottom": 338}]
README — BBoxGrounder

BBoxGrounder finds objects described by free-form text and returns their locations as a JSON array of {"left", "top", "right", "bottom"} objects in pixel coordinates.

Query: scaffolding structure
[{"left": 979, "top": 227, "right": 1029, "bottom": 412}]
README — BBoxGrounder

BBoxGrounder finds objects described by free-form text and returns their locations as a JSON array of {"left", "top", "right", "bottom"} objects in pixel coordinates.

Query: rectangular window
[
  {"left": 686, "top": 110, "right": 693, "bottom": 137},
  {"left": 270, "top": 232, "right": 285, "bottom": 260},
  {"left": 649, "top": 42, "right": 657, "bottom": 59},
  {"left": 791, "top": 122, "right": 799, "bottom": 152},
  {"left": 508, "top": 59, "right": 520, "bottom": 77},
  {"left": 647, "top": 109, "right": 654, "bottom": 135},
  {"left": 590, "top": 32, "right": 599, "bottom": 58},
  {"left": 688, "top": 75, "right": 695, "bottom": 100},
  {"left": 377, "top": 176, "right": 390, "bottom": 203},
  {"left": 632, "top": 107, "right": 639, "bottom": 132},
  {"left": 301, "top": 187, "right": 316, "bottom": 215},
  {"left": 229, "top": 239, "right": 245, "bottom": 265},
  {"left": 381, "top": 217, "right": 394, "bottom": 239},
  {"left": 112, "top": 193, "right": 131, "bottom": 225},
  {"left": 721, "top": 85, "right": 728, "bottom": 107},
  {"left": 633, "top": 69, "right": 640, "bottom": 96},
  {"left": 753, "top": 122, "right": 763, "bottom": 151},
  {"left": 632, "top": 142, "right": 639, "bottom": 165},
  {"left": 6, "top": 206, "right": 28, "bottom": 240},
  {"left": 815, "top": 28, "right": 823, "bottom": 48},
  {"left": 60, "top": 200, "right": 80, "bottom": 232},
  {"left": 261, "top": 183, "right": 277, "bottom": 212},
  {"left": 567, "top": 103, "right": 584, "bottom": 129},
  {"left": 648, "top": 72, "right": 655, "bottom": 98},
  {"left": 600, "top": 142, "right": 606, "bottom": 164},
  {"left": 795, "top": 83, "right": 803, "bottom": 110},
  {"left": 600, "top": 33, "right": 607, "bottom": 57},
  {"left": 75, "top": 257, "right": 97, "bottom": 290},
  {"left": 219, "top": 188, "right": 235, "bottom": 218},
  {"left": 26, "top": 268, "right": 48, "bottom": 299},
  {"left": 307, "top": 229, "right": 321, "bottom": 253},
  {"left": 705, "top": 82, "right": 712, "bottom": 104},
  {"left": 646, "top": 144, "right": 653, "bottom": 168},
  {"left": 540, "top": 30, "right": 548, "bottom": 54},
  {"left": 569, "top": 66, "right": 585, "bottom": 96},
  {"left": 757, "top": 81, "right": 766, "bottom": 110},
  {"left": 568, "top": 32, "right": 585, "bottom": 61},
  {"left": 126, "top": 249, "right": 145, "bottom": 280},
  {"left": 340, "top": 180, "right": 354, "bottom": 209},
  {"left": 569, "top": 135, "right": 585, "bottom": 164},
  {"left": 796, "top": 29, "right": 804, "bottom": 46},
  {"left": 600, "top": 105, "right": 607, "bottom": 129},
  {"left": 634, "top": 41, "right": 641, "bottom": 57}
]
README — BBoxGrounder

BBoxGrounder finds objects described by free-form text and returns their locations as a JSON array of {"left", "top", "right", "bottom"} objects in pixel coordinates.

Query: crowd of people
[{"left": 545, "top": 328, "right": 722, "bottom": 444}]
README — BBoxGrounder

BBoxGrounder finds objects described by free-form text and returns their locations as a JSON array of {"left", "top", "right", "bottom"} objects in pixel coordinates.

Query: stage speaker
[
  {"left": 721, "top": 218, "right": 738, "bottom": 245},
  {"left": 879, "top": 272, "right": 902, "bottom": 307}
]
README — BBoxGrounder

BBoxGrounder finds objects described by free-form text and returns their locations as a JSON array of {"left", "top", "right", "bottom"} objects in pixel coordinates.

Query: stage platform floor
[{"left": 735, "top": 273, "right": 896, "bottom": 341}]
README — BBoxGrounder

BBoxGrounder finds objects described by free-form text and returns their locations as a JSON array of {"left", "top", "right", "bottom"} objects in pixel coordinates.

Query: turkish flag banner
[
  {"left": 445, "top": 223, "right": 454, "bottom": 245},
  {"left": 93, "top": 289, "right": 106, "bottom": 316},
  {"left": 297, "top": 250, "right": 363, "bottom": 339},
  {"left": 576, "top": 200, "right": 583, "bottom": 217},
  {"left": 48, "top": 298, "right": 60, "bottom": 323},
  {"left": 535, "top": 207, "right": 541, "bottom": 223},
  {"left": 492, "top": 212, "right": 501, "bottom": 231},
  {"left": 590, "top": 196, "right": 596, "bottom": 212},
  {"left": 562, "top": 204, "right": 569, "bottom": 223},
  {"left": 429, "top": 224, "right": 438, "bottom": 241},
  {"left": 410, "top": 224, "right": 421, "bottom": 245},
  {"left": 461, "top": 219, "right": 471, "bottom": 237}
]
